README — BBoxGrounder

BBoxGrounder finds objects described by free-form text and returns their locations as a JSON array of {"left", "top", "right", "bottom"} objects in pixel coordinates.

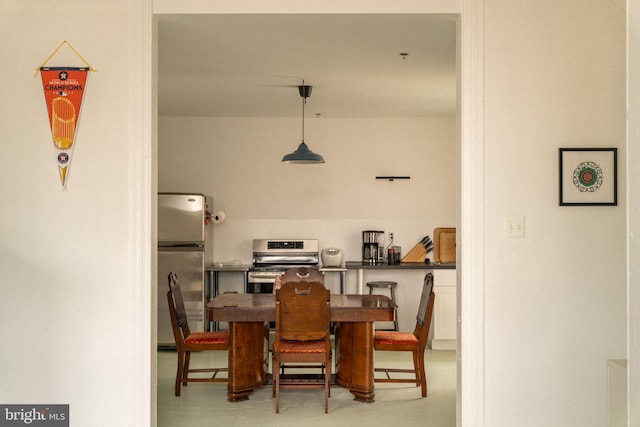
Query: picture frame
[{"left": 559, "top": 148, "right": 618, "bottom": 206}]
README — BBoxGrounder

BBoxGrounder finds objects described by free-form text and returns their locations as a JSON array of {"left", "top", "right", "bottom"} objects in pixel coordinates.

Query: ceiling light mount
[{"left": 282, "top": 81, "right": 325, "bottom": 164}]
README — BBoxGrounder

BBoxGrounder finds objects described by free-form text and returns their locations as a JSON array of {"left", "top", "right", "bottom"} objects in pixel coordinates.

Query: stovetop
[
  {"left": 251, "top": 239, "right": 319, "bottom": 272},
  {"left": 250, "top": 263, "right": 319, "bottom": 272}
]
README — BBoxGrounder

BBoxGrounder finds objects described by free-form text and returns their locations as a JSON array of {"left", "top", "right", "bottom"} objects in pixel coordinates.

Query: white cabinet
[{"left": 431, "top": 269, "right": 457, "bottom": 350}]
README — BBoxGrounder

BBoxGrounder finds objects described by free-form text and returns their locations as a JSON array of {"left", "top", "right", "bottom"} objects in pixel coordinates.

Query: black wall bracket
[{"left": 375, "top": 176, "right": 411, "bottom": 182}]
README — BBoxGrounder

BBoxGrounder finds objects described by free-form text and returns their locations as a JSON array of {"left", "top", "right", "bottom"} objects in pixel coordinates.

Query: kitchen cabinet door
[{"left": 431, "top": 270, "right": 456, "bottom": 350}]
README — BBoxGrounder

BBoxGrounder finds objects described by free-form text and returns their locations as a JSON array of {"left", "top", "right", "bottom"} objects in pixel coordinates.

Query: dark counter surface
[{"left": 345, "top": 261, "right": 455, "bottom": 269}]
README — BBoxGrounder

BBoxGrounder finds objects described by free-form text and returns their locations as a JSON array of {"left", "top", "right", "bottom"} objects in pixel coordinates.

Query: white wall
[
  {"left": 159, "top": 117, "right": 456, "bottom": 258},
  {"left": 0, "top": 1, "right": 152, "bottom": 426},
  {"left": 482, "top": 1, "right": 626, "bottom": 426}
]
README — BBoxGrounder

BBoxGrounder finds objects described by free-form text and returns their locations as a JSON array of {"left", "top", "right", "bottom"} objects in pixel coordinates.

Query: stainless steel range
[{"left": 247, "top": 239, "right": 320, "bottom": 293}]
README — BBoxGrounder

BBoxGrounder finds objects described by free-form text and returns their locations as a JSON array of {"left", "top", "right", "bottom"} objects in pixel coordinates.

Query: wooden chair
[
  {"left": 167, "top": 272, "right": 229, "bottom": 396},
  {"left": 373, "top": 272, "right": 435, "bottom": 397},
  {"left": 273, "top": 281, "right": 331, "bottom": 413}
]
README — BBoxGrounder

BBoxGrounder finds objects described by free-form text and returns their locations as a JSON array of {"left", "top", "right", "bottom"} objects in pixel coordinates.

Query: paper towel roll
[{"left": 211, "top": 211, "right": 226, "bottom": 224}]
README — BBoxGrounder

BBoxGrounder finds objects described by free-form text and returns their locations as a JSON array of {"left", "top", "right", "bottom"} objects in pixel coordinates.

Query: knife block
[{"left": 401, "top": 243, "right": 426, "bottom": 262}]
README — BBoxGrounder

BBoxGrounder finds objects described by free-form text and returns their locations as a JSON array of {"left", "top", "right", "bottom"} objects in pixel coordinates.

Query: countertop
[{"left": 345, "top": 261, "right": 455, "bottom": 269}]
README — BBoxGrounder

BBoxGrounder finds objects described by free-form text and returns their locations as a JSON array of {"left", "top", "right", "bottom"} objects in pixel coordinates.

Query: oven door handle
[{"left": 249, "top": 273, "right": 281, "bottom": 279}]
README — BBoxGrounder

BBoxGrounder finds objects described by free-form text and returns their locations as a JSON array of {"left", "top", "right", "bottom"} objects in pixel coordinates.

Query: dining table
[{"left": 206, "top": 292, "right": 395, "bottom": 403}]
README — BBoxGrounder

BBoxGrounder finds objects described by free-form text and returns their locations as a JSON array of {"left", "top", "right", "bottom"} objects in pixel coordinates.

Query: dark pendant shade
[{"left": 282, "top": 142, "right": 325, "bottom": 164}]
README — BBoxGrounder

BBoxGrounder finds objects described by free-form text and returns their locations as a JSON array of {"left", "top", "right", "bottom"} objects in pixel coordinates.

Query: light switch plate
[{"left": 504, "top": 215, "right": 525, "bottom": 238}]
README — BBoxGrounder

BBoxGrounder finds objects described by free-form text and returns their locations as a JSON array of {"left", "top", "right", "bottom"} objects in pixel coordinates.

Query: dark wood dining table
[{"left": 206, "top": 292, "right": 395, "bottom": 403}]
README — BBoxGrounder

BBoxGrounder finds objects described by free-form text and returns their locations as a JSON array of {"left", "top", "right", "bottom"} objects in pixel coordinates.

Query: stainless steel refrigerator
[{"left": 157, "top": 192, "right": 208, "bottom": 348}]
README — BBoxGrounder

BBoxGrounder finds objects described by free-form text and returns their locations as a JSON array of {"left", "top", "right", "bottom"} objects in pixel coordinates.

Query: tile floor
[{"left": 157, "top": 348, "right": 456, "bottom": 427}]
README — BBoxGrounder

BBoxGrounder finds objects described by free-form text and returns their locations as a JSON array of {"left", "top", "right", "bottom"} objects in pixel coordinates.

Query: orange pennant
[{"left": 40, "top": 67, "right": 89, "bottom": 187}]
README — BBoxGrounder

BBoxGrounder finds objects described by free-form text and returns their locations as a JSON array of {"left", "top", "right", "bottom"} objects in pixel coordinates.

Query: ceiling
[{"left": 157, "top": 14, "right": 458, "bottom": 118}]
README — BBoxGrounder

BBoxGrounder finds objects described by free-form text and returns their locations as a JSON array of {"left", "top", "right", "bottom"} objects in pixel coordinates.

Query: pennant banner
[{"left": 40, "top": 67, "right": 89, "bottom": 187}]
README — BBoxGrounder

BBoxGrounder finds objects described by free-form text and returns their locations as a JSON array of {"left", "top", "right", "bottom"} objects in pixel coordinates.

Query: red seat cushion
[
  {"left": 374, "top": 331, "right": 418, "bottom": 347},
  {"left": 279, "top": 340, "right": 327, "bottom": 354},
  {"left": 185, "top": 331, "right": 229, "bottom": 345}
]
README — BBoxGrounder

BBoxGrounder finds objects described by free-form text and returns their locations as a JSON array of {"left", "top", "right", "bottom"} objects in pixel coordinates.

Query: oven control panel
[{"left": 252, "top": 239, "right": 318, "bottom": 253}]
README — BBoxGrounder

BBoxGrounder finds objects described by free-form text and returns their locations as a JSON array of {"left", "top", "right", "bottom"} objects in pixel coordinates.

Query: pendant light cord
[{"left": 301, "top": 94, "right": 306, "bottom": 142}]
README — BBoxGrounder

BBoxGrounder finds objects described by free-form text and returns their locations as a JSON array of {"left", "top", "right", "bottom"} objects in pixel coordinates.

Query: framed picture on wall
[{"left": 559, "top": 148, "right": 618, "bottom": 206}]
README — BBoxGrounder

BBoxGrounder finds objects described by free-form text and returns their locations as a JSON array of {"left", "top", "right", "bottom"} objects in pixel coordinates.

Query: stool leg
[
  {"left": 368, "top": 282, "right": 398, "bottom": 331},
  {"left": 390, "top": 287, "right": 398, "bottom": 331}
]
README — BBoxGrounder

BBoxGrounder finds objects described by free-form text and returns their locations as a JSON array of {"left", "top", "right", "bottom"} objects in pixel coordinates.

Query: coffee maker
[{"left": 362, "top": 230, "right": 384, "bottom": 264}]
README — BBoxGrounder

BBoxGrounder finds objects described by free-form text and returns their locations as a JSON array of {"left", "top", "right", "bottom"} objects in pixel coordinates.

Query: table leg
[
  {"left": 335, "top": 321, "right": 376, "bottom": 402},
  {"left": 227, "top": 322, "right": 268, "bottom": 402}
]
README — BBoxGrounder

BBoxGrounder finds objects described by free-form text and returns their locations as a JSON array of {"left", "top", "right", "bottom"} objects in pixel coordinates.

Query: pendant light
[{"left": 282, "top": 83, "right": 325, "bottom": 164}]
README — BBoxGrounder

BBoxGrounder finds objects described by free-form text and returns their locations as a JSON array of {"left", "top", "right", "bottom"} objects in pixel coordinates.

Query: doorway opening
[{"left": 152, "top": 11, "right": 470, "bottom": 426}]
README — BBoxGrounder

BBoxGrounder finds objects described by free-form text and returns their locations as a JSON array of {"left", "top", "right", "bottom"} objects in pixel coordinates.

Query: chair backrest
[
  {"left": 167, "top": 272, "right": 190, "bottom": 341},
  {"left": 276, "top": 281, "right": 330, "bottom": 342},
  {"left": 280, "top": 267, "right": 324, "bottom": 285},
  {"left": 416, "top": 273, "right": 433, "bottom": 327}
]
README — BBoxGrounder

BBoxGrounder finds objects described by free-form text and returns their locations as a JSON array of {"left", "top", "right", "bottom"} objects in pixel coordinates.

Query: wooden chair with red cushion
[
  {"left": 373, "top": 272, "right": 435, "bottom": 397},
  {"left": 273, "top": 281, "right": 331, "bottom": 413},
  {"left": 167, "top": 272, "right": 229, "bottom": 396}
]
